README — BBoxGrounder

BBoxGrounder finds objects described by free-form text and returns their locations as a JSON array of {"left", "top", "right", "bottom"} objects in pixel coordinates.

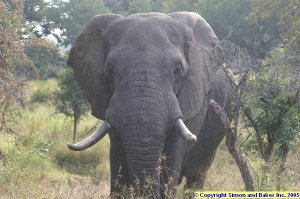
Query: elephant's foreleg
[
  {"left": 184, "top": 148, "right": 217, "bottom": 191},
  {"left": 109, "top": 133, "right": 130, "bottom": 196},
  {"left": 160, "top": 134, "right": 186, "bottom": 198}
]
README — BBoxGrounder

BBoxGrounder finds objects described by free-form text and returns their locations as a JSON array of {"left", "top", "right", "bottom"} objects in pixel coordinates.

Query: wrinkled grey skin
[{"left": 68, "top": 12, "right": 235, "bottom": 198}]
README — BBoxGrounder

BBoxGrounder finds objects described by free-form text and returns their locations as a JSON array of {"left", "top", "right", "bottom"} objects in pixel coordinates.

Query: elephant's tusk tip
[
  {"left": 67, "top": 143, "right": 78, "bottom": 151},
  {"left": 187, "top": 135, "right": 197, "bottom": 144},
  {"left": 175, "top": 118, "right": 197, "bottom": 144}
]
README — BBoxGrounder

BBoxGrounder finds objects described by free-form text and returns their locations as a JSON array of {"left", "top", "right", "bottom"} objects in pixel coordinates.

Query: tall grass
[
  {"left": 0, "top": 79, "right": 110, "bottom": 198},
  {"left": 205, "top": 140, "right": 300, "bottom": 191},
  {"left": 0, "top": 79, "right": 299, "bottom": 198}
]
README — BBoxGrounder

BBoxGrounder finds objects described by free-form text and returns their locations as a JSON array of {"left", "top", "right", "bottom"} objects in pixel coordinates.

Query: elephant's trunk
[
  {"left": 120, "top": 94, "right": 167, "bottom": 194},
  {"left": 123, "top": 138, "right": 163, "bottom": 196},
  {"left": 106, "top": 73, "right": 176, "bottom": 195},
  {"left": 121, "top": 109, "right": 165, "bottom": 197}
]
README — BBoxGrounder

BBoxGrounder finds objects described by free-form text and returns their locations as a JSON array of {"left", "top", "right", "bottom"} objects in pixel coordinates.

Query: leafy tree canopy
[{"left": 38, "top": 0, "right": 109, "bottom": 46}]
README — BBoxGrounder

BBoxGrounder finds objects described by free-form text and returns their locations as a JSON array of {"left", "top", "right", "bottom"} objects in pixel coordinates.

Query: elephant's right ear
[
  {"left": 169, "top": 12, "right": 223, "bottom": 122},
  {"left": 67, "top": 14, "right": 122, "bottom": 120}
]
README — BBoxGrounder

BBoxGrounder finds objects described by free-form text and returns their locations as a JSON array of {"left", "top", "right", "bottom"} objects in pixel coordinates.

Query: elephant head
[{"left": 67, "top": 12, "right": 221, "bottom": 195}]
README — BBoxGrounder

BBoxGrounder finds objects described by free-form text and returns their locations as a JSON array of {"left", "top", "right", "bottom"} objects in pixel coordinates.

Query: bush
[
  {"left": 0, "top": 131, "right": 54, "bottom": 185},
  {"left": 53, "top": 136, "right": 110, "bottom": 178},
  {"left": 39, "top": 66, "right": 59, "bottom": 79},
  {"left": 31, "top": 89, "right": 52, "bottom": 104},
  {"left": 29, "top": 79, "right": 58, "bottom": 104},
  {"left": 24, "top": 48, "right": 67, "bottom": 80},
  {"left": 54, "top": 149, "right": 100, "bottom": 175}
]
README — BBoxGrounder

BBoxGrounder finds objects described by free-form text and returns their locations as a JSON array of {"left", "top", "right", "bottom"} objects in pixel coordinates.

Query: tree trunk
[{"left": 73, "top": 115, "right": 78, "bottom": 143}]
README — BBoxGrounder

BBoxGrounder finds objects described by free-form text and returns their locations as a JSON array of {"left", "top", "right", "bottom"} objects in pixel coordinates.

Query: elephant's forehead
[
  {"left": 113, "top": 13, "right": 174, "bottom": 28},
  {"left": 105, "top": 14, "right": 184, "bottom": 48}
]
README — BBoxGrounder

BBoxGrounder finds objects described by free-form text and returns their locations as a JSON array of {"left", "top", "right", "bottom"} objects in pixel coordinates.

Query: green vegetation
[
  {"left": 0, "top": 0, "right": 299, "bottom": 197},
  {"left": 53, "top": 70, "right": 90, "bottom": 143},
  {"left": 26, "top": 48, "right": 67, "bottom": 79},
  {"left": 0, "top": 79, "right": 110, "bottom": 197}
]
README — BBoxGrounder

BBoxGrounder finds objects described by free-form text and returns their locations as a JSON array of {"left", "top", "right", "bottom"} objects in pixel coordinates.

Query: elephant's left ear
[
  {"left": 67, "top": 14, "right": 122, "bottom": 120},
  {"left": 169, "top": 12, "right": 223, "bottom": 121}
]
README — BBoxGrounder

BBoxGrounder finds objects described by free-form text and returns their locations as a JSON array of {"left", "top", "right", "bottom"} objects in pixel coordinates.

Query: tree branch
[
  {"left": 243, "top": 107, "right": 265, "bottom": 161},
  {"left": 209, "top": 100, "right": 255, "bottom": 191}
]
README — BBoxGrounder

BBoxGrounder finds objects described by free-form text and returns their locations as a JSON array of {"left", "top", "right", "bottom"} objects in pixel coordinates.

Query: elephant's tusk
[
  {"left": 67, "top": 121, "right": 111, "bottom": 151},
  {"left": 175, "top": 119, "right": 197, "bottom": 144}
]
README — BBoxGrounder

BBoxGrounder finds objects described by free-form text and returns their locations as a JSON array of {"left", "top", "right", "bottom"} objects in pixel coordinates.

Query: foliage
[
  {"left": 104, "top": 0, "right": 130, "bottom": 13},
  {"left": 37, "top": 0, "right": 110, "bottom": 46},
  {"left": 14, "top": 48, "right": 67, "bottom": 80},
  {"left": 53, "top": 69, "right": 90, "bottom": 142},
  {"left": 181, "top": 0, "right": 300, "bottom": 189},
  {"left": 103, "top": 0, "right": 196, "bottom": 15},
  {"left": 237, "top": 0, "right": 300, "bottom": 166},
  {"left": 54, "top": 69, "right": 89, "bottom": 119},
  {"left": 26, "top": 48, "right": 67, "bottom": 79},
  {"left": 0, "top": 105, "right": 67, "bottom": 191},
  {"left": 24, "top": 0, "right": 48, "bottom": 23},
  {"left": 0, "top": 101, "right": 110, "bottom": 196},
  {"left": 243, "top": 42, "right": 300, "bottom": 159},
  {"left": 31, "top": 88, "right": 51, "bottom": 104},
  {"left": 195, "top": 0, "right": 283, "bottom": 58},
  {"left": 125, "top": 0, "right": 193, "bottom": 14},
  {"left": 30, "top": 79, "right": 56, "bottom": 104},
  {"left": 0, "top": 0, "right": 26, "bottom": 131},
  {"left": 0, "top": 0, "right": 52, "bottom": 131},
  {"left": 126, "top": 0, "right": 161, "bottom": 14},
  {"left": 162, "top": 0, "right": 195, "bottom": 13},
  {"left": 13, "top": 0, "right": 111, "bottom": 46},
  {"left": 250, "top": 0, "right": 300, "bottom": 38}
]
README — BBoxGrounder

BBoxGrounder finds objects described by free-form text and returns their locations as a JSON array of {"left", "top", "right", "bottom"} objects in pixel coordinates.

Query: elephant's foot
[
  {"left": 186, "top": 172, "right": 207, "bottom": 189},
  {"left": 183, "top": 172, "right": 207, "bottom": 199}
]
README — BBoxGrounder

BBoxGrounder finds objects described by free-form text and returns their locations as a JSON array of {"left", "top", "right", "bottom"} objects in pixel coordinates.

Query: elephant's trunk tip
[
  {"left": 175, "top": 119, "right": 197, "bottom": 144},
  {"left": 67, "top": 121, "right": 111, "bottom": 151}
]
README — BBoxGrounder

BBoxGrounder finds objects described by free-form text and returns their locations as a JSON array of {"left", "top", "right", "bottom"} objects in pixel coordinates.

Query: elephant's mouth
[{"left": 67, "top": 118, "right": 196, "bottom": 151}]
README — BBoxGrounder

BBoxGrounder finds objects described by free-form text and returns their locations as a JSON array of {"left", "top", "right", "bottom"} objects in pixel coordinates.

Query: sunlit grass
[
  {"left": 205, "top": 140, "right": 300, "bottom": 191},
  {"left": 29, "top": 78, "right": 58, "bottom": 93},
  {"left": 0, "top": 79, "right": 110, "bottom": 198}
]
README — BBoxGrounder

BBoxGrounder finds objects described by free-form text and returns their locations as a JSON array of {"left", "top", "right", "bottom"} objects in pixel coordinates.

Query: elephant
[{"left": 67, "top": 12, "right": 235, "bottom": 198}]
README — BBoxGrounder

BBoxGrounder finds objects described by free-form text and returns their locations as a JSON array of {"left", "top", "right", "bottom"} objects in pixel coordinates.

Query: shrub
[{"left": 31, "top": 89, "right": 52, "bottom": 104}]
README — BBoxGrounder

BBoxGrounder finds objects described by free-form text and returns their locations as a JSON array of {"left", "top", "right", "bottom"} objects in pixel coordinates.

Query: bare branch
[{"left": 209, "top": 100, "right": 255, "bottom": 191}]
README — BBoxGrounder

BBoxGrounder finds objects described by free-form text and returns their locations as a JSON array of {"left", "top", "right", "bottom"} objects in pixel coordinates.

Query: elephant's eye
[
  {"left": 174, "top": 66, "right": 181, "bottom": 75},
  {"left": 173, "top": 62, "right": 184, "bottom": 78},
  {"left": 104, "top": 54, "right": 120, "bottom": 78},
  {"left": 104, "top": 58, "right": 116, "bottom": 77},
  {"left": 104, "top": 64, "right": 114, "bottom": 77}
]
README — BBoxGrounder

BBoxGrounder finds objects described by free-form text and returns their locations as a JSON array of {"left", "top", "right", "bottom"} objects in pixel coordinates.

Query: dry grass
[
  {"left": 205, "top": 141, "right": 300, "bottom": 191},
  {"left": 0, "top": 174, "right": 111, "bottom": 199},
  {"left": 205, "top": 144, "right": 245, "bottom": 190},
  {"left": 1, "top": 139, "right": 299, "bottom": 198},
  {"left": 0, "top": 81, "right": 111, "bottom": 198}
]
